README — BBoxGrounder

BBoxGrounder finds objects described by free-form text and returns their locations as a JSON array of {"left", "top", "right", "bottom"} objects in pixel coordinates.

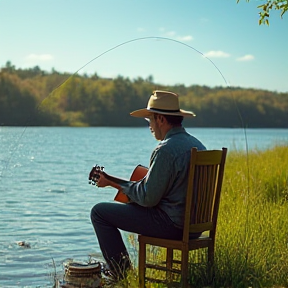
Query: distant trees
[
  {"left": 1, "top": 63, "right": 288, "bottom": 128},
  {"left": 0, "top": 63, "right": 61, "bottom": 126}
]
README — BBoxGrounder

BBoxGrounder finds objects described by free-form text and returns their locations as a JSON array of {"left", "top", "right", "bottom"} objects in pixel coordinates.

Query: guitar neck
[{"left": 89, "top": 164, "right": 148, "bottom": 203}]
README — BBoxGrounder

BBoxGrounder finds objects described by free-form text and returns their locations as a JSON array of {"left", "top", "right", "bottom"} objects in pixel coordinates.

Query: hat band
[{"left": 148, "top": 107, "right": 180, "bottom": 113}]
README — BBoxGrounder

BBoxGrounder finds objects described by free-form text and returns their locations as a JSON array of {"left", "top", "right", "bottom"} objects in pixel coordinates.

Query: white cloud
[
  {"left": 204, "top": 50, "right": 230, "bottom": 58},
  {"left": 236, "top": 54, "right": 255, "bottom": 61},
  {"left": 158, "top": 28, "right": 193, "bottom": 42},
  {"left": 176, "top": 35, "right": 193, "bottom": 42},
  {"left": 26, "top": 54, "right": 54, "bottom": 61}
]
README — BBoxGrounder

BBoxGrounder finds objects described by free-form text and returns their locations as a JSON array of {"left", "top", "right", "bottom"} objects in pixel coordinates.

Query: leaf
[{"left": 257, "top": 4, "right": 265, "bottom": 8}]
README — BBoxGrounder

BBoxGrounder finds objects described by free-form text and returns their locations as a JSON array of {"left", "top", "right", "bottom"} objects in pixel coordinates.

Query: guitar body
[{"left": 114, "top": 165, "right": 148, "bottom": 203}]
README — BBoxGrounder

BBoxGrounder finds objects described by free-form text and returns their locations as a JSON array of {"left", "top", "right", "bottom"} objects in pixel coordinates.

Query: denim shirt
[{"left": 122, "top": 127, "right": 206, "bottom": 228}]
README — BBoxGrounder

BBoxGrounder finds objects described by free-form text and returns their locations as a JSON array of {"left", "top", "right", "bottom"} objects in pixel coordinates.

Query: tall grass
[
  {"left": 213, "top": 145, "right": 288, "bottom": 287},
  {"left": 122, "top": 145, "right": 288, "bottom": 288}
]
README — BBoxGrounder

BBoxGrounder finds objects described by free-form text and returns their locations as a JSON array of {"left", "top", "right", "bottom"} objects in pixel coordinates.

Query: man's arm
[
  {"left": 96, "top": 172, "right": 125, "bottom": 191},
  {"left": 122, "top": 148, "right": 174, "bottom": 207}
]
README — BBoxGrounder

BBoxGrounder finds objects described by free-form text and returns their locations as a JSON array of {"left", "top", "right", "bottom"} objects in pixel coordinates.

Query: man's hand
[
  {"left": 96, "top": 173, "right": 111, "bottom": 188},
  {"left": 88, "top": 165, "right": 123, "bottom": 191}
]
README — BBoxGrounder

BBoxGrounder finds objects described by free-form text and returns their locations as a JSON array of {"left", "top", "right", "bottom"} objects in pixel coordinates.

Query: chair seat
[{"left": 138, "top": 234, "right": 213, "bottom": 250}]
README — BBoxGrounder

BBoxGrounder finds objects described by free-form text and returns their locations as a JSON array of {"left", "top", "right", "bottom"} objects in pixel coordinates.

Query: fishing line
[
  {"left": 1, "top": 36, "right": 250, "bottom": 203},
  {"left": 1, "top": 35, "right": 253, "bottom": 278}
]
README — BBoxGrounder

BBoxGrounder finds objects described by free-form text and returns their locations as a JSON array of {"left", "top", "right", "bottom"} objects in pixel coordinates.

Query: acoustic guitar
[{"left": 88, "top": 164, "right": 148, "bottom": 203}]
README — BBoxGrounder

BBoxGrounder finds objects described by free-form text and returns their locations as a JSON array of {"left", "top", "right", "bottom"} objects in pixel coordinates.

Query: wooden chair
[{"left": 138, "top": 147, "right": 227, "bottom": 288}]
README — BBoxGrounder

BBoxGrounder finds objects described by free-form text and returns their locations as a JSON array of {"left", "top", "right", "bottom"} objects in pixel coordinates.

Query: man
[{"left": 90, "top": 90, "right": 206, "bottom": 280}]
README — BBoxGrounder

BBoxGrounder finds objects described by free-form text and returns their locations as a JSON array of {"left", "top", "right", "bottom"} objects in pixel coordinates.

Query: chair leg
[
  {"left": 208, "top": 245, "right": 215, "bottom": 284},
  {"left": 208, "top": 244, "right": 214, "bottom": 264},
  {"left": 181, "top": 249, "right": 189, "bottom": 288},
  {"left": 138, "top": 240, "right": 146, "bottom": 288},
  {"left": 166, "top": 248, "right": 173, "bottom": 281}
]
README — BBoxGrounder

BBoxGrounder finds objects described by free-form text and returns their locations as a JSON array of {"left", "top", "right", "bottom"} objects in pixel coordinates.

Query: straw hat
[{"left": 130, "top": 90, "right": 195, "bottom": 118}]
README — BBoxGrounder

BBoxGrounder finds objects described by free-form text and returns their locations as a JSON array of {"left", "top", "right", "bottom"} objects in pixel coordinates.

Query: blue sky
[{"left": 1, "top": 0, "right": 287, "bottom": 92}]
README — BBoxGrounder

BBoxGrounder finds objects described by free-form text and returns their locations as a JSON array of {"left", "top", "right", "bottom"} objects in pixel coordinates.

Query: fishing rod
[
  {"left": 1, "top": 35, "right": 253, "bottom": 275},
  {"left": 0, "top": 36, "right": 250, "bottom": 190}
]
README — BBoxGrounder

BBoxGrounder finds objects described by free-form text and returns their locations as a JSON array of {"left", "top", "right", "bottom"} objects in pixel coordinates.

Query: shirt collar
[{"left": 164, "top": 126, "right": 185, "bottom": 140}]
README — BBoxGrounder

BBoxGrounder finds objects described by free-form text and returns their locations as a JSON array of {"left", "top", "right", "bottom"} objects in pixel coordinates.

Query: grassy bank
[
  {"left": 122, "top": 145, "right": 288, "bottom": 288},
  {"left": 213, "top": 145, "right": 288, "bottom": 288}
]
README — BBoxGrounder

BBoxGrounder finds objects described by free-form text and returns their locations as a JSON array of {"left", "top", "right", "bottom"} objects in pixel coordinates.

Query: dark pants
[{"left": 90, "top": 202, "right": 185, "bottom": 276}]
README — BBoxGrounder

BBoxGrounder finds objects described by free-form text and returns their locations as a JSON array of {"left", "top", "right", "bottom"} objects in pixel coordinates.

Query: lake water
[{"left": 0, "top": 127, "right": 288, "bottom": 288}]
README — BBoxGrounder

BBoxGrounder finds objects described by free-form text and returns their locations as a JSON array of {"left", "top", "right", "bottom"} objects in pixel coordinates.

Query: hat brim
[{"left": 130, "top": 108, "right": 196, "bottom": 118}]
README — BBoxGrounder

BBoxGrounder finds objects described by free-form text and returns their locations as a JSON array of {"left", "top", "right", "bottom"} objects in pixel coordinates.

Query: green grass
[
  {"left": 214, "top": 145, "right": 288, "bottom": 288},
  {"left": 120, "top": 145, "right": 288, "bottom": 288}
]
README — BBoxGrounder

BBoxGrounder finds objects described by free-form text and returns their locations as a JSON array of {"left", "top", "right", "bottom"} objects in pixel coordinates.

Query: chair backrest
[{"left": 182, "top": 147, "right": 227, "bottom": 242}]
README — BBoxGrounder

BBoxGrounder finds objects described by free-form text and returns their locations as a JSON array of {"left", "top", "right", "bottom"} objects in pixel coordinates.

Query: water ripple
[{"left": 1, "top": 127, "right": 287, "bottom": 287}]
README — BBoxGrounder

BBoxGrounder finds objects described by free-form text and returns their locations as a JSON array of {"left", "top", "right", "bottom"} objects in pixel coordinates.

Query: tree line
[{"left": 1, "top": 62, "right": 288, "bottom": 128}]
